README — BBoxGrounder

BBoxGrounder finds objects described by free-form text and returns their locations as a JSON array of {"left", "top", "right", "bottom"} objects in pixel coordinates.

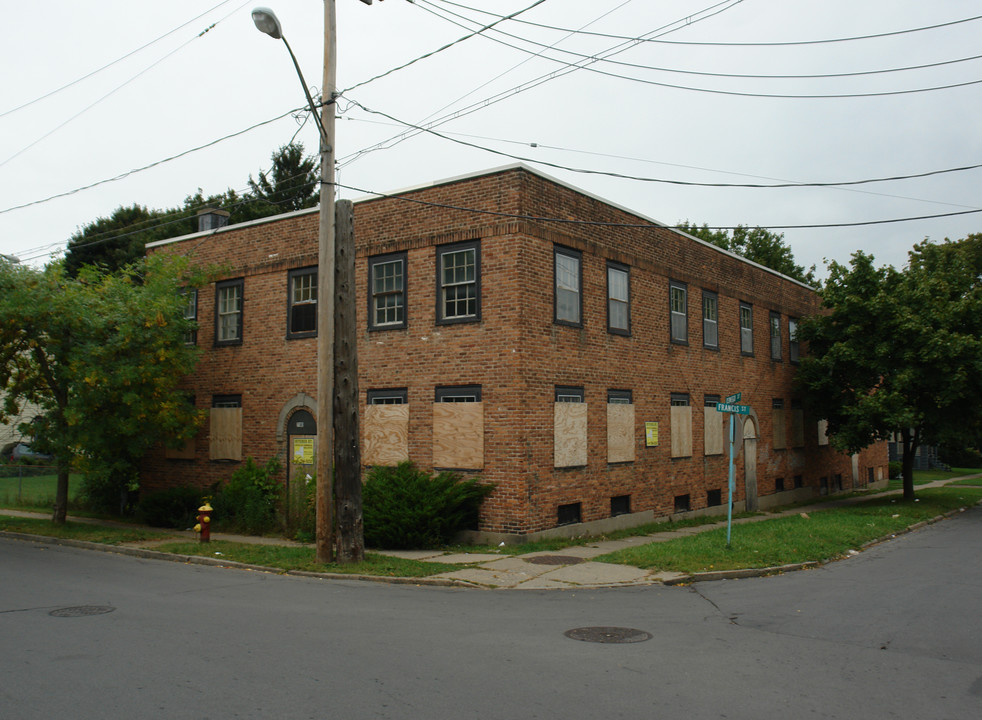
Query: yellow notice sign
[
  {"left": 292, "top": 438, "right": 314, "bottom": 464},
  {"left": 645, "top": 422, "right": 659, "bottom": 447}
]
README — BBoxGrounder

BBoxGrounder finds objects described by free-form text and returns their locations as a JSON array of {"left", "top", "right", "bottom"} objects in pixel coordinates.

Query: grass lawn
[
  {"left": 0, "top": 472, "right": 82, "bottom": 512},
  {"left": 597, "top": 486, "right": 982, "bottom": 574},
  {"left": 0, "top": 515, "right": 178, "bottom": 544}
]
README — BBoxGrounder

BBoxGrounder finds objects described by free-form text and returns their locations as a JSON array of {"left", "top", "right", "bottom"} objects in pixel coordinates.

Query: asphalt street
[{"left": 2, "top": 506, "right": 980, "bottom": 719}]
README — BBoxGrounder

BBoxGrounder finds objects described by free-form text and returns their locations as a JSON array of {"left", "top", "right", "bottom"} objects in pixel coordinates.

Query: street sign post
[{"left": 717, "top": 395, "right": 750, "bottom": 545}]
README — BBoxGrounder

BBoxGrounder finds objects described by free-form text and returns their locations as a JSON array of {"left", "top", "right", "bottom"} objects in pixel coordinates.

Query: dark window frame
[
  {"left": 436, "top": 241, "right": 481, "bottom": 325},
  {"left": 670, "top": 392, "right": 690, "bottom": 407},
  {"left": 369, "top": 251, "right": 408, "bottom": 331},
  {"left": 555, "top": 385, "right": 585, "bottom": 403},
  {"left": 435, "top": 385, "right": 482, "bottom": 402},
  {"left": 739, "top": 301, "right": 754, "bottom": 356},
  {"left": 607, "top": 389, "right": 632, "bottom": 404},
  {"left": 702, "top": 289, "right": 719, "bottom": 350},
  {"left": 789, "top": 317, "right": 800, "bottom": 364},
  {"left": 287, "top": 266, "right": 318, "bottom": 339},
  {"left": 606, "top": 261, "right": 630, "bottom": 336},
  {"left": 212, "top": 394, "right": 242, "bottom": 408},
  {"left": 554, "top": 245, "right": 583, "bottom": 328},
  {"left": 181, "top": 288, "right": 198, "bottom": 345},
  {"left": 367, "top": 388, "right": 408, "bottom": 405},
  {"left": 669, "top": 280, "right": 688, "bottom": 345},
  {"left": 769, "top": 310, "right": 782, "bottom": 361},
  {"left": 214, "top": 278, "right": 244, "bottom": 347}
]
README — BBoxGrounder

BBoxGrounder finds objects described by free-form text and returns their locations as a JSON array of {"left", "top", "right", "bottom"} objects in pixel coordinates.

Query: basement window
[{"left": 557, "top": 502, "right": 582, "bottom": 526}]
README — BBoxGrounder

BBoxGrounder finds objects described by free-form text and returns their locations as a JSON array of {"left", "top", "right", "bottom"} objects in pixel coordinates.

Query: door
[
  {"left": 743, "top": 418, "right": 758, "bottom": 512},
  {"left": 286, "top": 410, "right": 316, "bottom": 523}
]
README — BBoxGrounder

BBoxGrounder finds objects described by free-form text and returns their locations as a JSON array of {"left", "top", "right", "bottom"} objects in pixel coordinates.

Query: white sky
[{"left": 1, "top": 0, "right": 980, "bottom": 275}]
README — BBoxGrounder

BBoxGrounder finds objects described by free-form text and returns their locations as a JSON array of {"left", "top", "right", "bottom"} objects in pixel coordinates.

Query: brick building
[{"left": 143, "top": 164, "right": 887, "bottom": 540}]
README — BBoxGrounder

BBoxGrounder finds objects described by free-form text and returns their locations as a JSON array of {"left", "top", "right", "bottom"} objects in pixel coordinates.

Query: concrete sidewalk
[{"left": 2, "top": 477, "right": 978, "bottom": 589}]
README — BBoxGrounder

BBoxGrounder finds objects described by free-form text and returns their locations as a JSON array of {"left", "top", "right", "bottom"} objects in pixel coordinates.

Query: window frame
[
  {"left": 769, "top": 310, "right": 782, "bottom": 361},
  {"left": 367, "top": 388, "right": 408, "bottom": 405},
  {"left": 669, "top": 280, "right": 688, "bottom": 345},
  {"left": 554, "top": 245, "right": 583, "bottom": 327},
  {"left": 181, "top": 288, "right": 198, "bottom": 345},
  {"left": 606, "top": 261, "right": 630, "bottom": 336},
  {"left": 702, "top": 290, "right": 718, "bottom": 350},
  {"left": 215, "top": 278, "right": 244, "bottom": 347},
  {"left": 739, "top": 301, "right": 754, "bottom": 356},
  {"left": 435, "top": 385, "right": 482, "bottom": 403},
  {"left": 369, "top": 251, "right": 408, "bottom": 331},
  {"left": 607, "top": 389, "right": 633, "bottom": 405},
  {"left": 555, "top": 385, "right": 585, "bottom": 403},
  {"left": 287, "top": 266, "right": 318, "bottom": 339},
  {"left": 436, "top": 241, "right": 480, "bottom": 325},
  {"left": 789, "top": 317, "right": 800, "bottom": 364}
]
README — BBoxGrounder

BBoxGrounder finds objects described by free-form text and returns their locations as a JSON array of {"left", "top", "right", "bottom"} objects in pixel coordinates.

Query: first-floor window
[
  {"left": 367, "top": 388, "right": 408, "bottom": 405},
  {"left": 210, "top": 394, "right": 242, "bottom": 461},
  {"left": 670, "top": 392, "right": 692, "bottom": 458},
  {"left": 435, "top": 385, "right": 482, "bottom": 402}
]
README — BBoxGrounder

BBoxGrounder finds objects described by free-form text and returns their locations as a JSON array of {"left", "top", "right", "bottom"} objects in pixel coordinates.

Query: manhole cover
[
  {"left": 564, "top": 626, "right": 652, "bottom": 644},
  {"left": 49, "top": 606, "right": 116, "bottom": 618},
  {"left": 526, "top": 555, "right": 585, "bottom": 566}
]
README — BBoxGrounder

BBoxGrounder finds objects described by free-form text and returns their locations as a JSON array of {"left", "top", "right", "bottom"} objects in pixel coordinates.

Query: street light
[{"left": 253, "top": 5, "right": 337, "bottom": 563}]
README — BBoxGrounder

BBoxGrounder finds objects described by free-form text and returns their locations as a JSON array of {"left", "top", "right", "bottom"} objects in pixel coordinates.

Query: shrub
[
  {"left": 284, "top": 469, "right": 316, "bottom": 543},
  {"left": 888, "top": 461, "right": 902, "bottom": 479},
  {"left": 212, "top": 456, "right": 282, "bottom": 535},
  {"left": 362, "top": 461, "right": 494, "bottom": 549},
  {"left": 137, "top": 486, "right": 203, "bottom": 528}
]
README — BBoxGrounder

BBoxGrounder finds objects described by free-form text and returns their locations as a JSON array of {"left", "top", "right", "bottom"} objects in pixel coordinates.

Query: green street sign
[
  {"left": 716, "top": 402, "right": 750, "bottom": 415},
  {"left": 725, "top": 392, "right": 742, "bottom": 404}
]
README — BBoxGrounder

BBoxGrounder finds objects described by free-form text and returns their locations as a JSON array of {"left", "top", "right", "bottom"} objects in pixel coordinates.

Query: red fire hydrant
[{"left": 194, "top": 502, "right": 213, "bottom": 543}]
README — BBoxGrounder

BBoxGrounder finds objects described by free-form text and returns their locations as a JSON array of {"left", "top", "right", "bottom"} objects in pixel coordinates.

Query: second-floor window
[
  {"left": 770, "top": 311, "right": 782, "bottom": 361},
  {"left": 702, "top": 290, "right": 718, "bottom": 349},
  {"left": 607, "top": 262, "right": 630, "bottom": 334},
  {"left": 554, "top": 246, "right": 582, "bottom": 326},
  {"left": 789, "top": 317, "right": 800, "bottom": 363},
  {"left": 740, "top": 302, "right": 753, "bottom": 355},
  {"left": 288, "top": 267, "right": 317, "bottom": 338},
  {"left": 670, "top": 281, "right": 687, "bottom": 344},
  {"left": 370, "top": 252, "right": 407, "bottom": 330},
  {"left": 215, "top": 279, "right": 243, "bottom": 345},
  {"left": 437, "top": 241, "right": 480, "bottom": 324},
  {"left": 181, "top": 289, "right": 197, "bottom": 345}
]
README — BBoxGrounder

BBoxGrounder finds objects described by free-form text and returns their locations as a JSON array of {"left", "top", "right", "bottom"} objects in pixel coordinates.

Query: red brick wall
[{"left": 144, "top": 166, "right": 888, "bottom": 535}]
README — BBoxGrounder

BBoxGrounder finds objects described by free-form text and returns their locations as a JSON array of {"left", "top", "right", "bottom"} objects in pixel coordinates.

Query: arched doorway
[
  {"left": 743, "top": 416, "right": 759, "bottom": 512},
  {"left": 286, "top": 409, "right": 316, "bottom": 520}
]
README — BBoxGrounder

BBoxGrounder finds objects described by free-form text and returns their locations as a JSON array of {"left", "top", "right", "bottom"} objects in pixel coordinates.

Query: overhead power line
[
  {"left": 345, "top": 98, "right": 982, "bottom": 189},
  {"left": 337, "top": 181, "right": 982, "bottom": 231},
  {"left": 428, "top": 1, "right": 982, "bottom": 48}
]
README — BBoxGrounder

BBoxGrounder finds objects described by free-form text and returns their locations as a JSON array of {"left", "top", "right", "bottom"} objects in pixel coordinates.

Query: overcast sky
[{"left": 1, "top": 0, "right": 979, "bottom": 275}]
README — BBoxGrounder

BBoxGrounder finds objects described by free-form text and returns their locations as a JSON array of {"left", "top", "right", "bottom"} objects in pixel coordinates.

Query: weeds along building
[{"left": 143, "top": 164, "right": 888, "bottom": 540}]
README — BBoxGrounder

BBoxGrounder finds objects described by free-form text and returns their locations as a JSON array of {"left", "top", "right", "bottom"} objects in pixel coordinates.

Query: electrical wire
[
  {"left": 336, "top": 180, "right": 982, "bottom": 230},
  {"left": 428, "top": 0, "right": 982, "bottom": 48},
  {"left": 345, "top": 98, "right": 982, "bottom": 189},
  {"left": 0, "top": 0, "right": 241, "bottom": 120},
  {"left": 342, "top": 0, "right": 550, "bottom": 95},
  {"left": 413, "top": 1, "right": 982, "bottom": 99},
  {"left": 339, "top": 0, "right": 745, "bottom": 167},
  {"left": 0, "top": 3, "right": 249, "bottom": 171},
  {"left": 417, "top": 0, "right": 982, "bottom": 82},
  {"left": 0, "top": 107, "right": 304, "bottom": 217}
]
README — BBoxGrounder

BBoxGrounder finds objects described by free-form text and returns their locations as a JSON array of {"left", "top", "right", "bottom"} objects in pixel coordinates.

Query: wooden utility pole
[
  {"left": 314, "top": 0, "right": 338, "bottom": 564},
  {"left": 334, "top": 199, "right": 364, "bottom": 563}
]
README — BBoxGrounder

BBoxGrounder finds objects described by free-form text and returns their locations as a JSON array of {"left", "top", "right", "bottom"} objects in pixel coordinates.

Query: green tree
[
  {"left": 246, "top": 142, "right": 318, "bottom": 215},
  {"left": 0, "top": 255, "right": 203, "bottom": 522},
  {"left": 63, "top": 143, "right": 317, "bottom": 275},
  {"left": 794, "top": 236, "right": 982, "bottom": 501},
  {"left": 678, "top": 222, "right": 818, "bottom": 287}
]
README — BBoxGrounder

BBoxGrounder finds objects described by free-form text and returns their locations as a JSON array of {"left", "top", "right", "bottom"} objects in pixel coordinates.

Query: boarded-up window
[
  {"left": 607, "top": 391, "right": 634, "bottom": 463},
  {"left": 433, "top": 387, "right": 483, "bottom": 469},
  {"left": 791, "top": 400, "right": 805, "bottom": 448},
  {"left": 772, "top": 399, "right": 786, "bottom": 450},
  {"left": 817, "top": 419, "right": 830, "bottom": 446},
  {"left": 555, "top": 398, "right": 587, "bottom": 468},
  {"left": 703, "top": 395, "right": 724, "bottom": 456},
  {"left": 671, "top": 393, "right": 692, "bottom": 458},
  {"left": 362, "top": 404, "right": 409, "bottom": 466},
  {"left": 210, "top": 396, "right": 242, "bottom": 461}
]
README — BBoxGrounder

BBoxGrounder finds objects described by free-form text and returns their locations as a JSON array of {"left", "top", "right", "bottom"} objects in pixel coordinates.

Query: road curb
[{"left": 0, "top": 530, "right": 478, "bottom": 589}]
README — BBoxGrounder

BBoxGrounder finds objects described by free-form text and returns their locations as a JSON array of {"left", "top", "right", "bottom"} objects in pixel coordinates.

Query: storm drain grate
[
  {"left": 565, "top": 626, "right": 652, "bottom": 644},
  {"left": 526, "top": 555, "right": 585, "bottom": 566},
  {"left": 49, "top": 606, "right": 116, "bottom": 618}
]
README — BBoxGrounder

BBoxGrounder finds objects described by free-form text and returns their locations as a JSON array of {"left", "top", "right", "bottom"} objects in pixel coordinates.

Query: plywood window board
[
  {"left": 433, "top": 402, "right": 484, "bottom": 469},
  {"left": 554, "top": 402, "right": 588, "bottom": 467},
  {"left": 362, "top": 404, "right": 410, "bottom": 466},
  {"left": 210, "top": 407, "right": 242, "bottom": 461},
  {"left": 607, "top": 403, "right": 635, "bottom": 463},
  {"left": 671, "top": 405, "right": 693, "bottom": 458}
]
